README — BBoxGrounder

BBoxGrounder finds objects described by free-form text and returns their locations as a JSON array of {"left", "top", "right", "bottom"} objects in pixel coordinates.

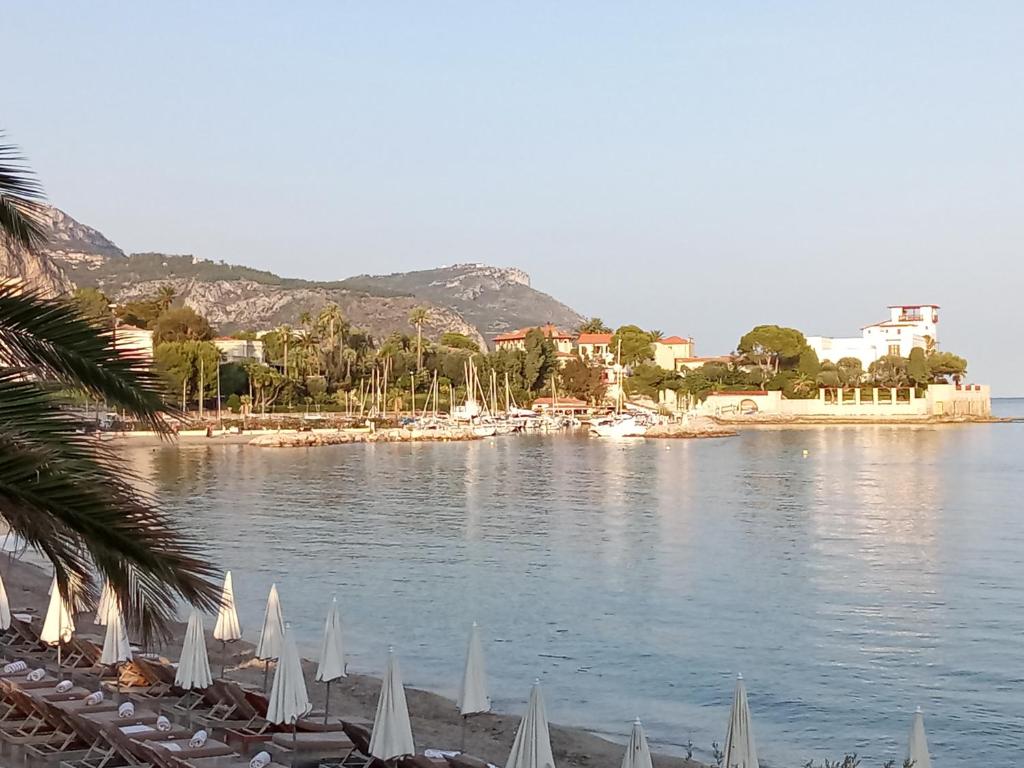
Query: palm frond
[
  {"left": 0, "top": 137, "right": 48, "bottom": 249},
  {"left": 0, "top": 284, "right": 172, "bottom": 432},
  {"left": 0, "top": 372, "right": 219, "bottom": 640}
]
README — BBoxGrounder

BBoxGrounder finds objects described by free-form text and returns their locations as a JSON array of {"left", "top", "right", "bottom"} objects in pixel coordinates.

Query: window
[{"left": 888, "top": 343, "right": 900, "bottom": 356}]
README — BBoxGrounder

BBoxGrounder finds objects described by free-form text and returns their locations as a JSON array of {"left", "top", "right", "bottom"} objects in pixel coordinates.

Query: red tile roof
[
  {"left": 577, "top": 333, "right": 613, "bottom": 345},
  {"left": 657, "top": 335, "right": 692, "bottom": 345}
]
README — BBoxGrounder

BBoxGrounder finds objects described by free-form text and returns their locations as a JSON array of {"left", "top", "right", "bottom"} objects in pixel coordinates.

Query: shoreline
[{"left": 0, "top": 555, "right": 704, "bottom": 768}]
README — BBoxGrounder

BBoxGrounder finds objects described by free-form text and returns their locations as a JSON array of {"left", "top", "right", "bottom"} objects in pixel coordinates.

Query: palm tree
[
  {"left": 408, "top": 306, "right": 428, "bottom": 372},
  {"left": 277, "top": 324, "right": 293, "bottom": 378},
  {"left": 0, "top": 134, "right": 218, "bottom": 638},
  {"left": 154, "top": 284, "right": 176, "bottom": 312}
]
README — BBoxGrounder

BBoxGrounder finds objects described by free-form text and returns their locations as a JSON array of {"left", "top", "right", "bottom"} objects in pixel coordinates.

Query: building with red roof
[{"left": 493, "top": 324, "right": 575, "bottom": 354}]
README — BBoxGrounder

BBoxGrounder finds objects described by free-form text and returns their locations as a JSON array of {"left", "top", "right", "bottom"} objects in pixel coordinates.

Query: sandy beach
[{"left": 1, "top": 555, "right": 704, "bottom": 768}]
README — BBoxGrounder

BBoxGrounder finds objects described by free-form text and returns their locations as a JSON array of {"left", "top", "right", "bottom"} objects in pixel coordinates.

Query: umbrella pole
[
  {"left": 460, "top": 714, "right": 467, "bottom": 752},
  {"left": 263, "top": 659, "right": 269, "bottom": 692},
  {"left": 220, "top": 640, "right": 226, "bottom": 678},
  {"left": 324, "top": 679, "right": 331, "bottom": 724}
]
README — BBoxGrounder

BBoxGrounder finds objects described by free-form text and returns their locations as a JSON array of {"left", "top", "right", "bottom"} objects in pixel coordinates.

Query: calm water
[{"left": 126, "top": 399, "right": 1024, "bottom": 767}]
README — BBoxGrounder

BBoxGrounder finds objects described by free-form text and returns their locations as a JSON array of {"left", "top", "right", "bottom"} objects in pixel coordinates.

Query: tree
[
  {"left": 523, "top": 328, "right": 557, "bottom": 393},
  {"left": 153, "top": 340, "right": 220, "bottom": 407},
  {"left": 244, "top": 361, "right": 287, "bottom": 414},
  {"left": 791, "top": 372, "right": 817, "bottom": 397},
  {"left": 70, "top": 287, "right": 111, "bottom": 327},
  {"left": 907, "top": 347, "right": 929, "bottom": 386},
  {"left": 151, "top": 306, "right": 214, "bottom": 344},
  {"left": 440, "top": 332, "right": 479, "bottom": 352},
  {"left": 836, "top": 357, "right": 865, "bottom": 386},
  {"left": 868, "top": 355, "right": 909, "bottom": 388},
  {"left": 558, "top": 357, "right": 607, "bottom": 404},
  {"left": 927, "top": 351, "right": 967, "bottom": 384},
  {"left": 797, "top": 346, "right": 821, "bottom": 378},
  {"left": 408, "top": 306, "right": 429, "bottom": 372},
  {"left": 611, "top": 325, "right": 656, "bottom": 366},
  {"left": 0, "top": 136, "right": 217, "bottom": 637},
  {"left": 577, "top": 317, "right": 611, "bottom": 334},
  {"left": 115, "top": 299, "right": 162, "bottom": 330},
  {"left": 154, "top": 285, "right": 176, "bottom": 312},
  {"left": 225, "top": 393, "right": 241, "bottom": 413},
  {"left": 737, "top": 325, "right": 807, "bottom": 385},
  {"left": 626, "top": 363, "right": 680, "bottom": 399}
]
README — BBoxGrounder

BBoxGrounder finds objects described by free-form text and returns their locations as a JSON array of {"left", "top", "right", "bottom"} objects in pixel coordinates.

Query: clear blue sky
[{"left": 6, "top": 2, "right": 1022, "bottom": 393}]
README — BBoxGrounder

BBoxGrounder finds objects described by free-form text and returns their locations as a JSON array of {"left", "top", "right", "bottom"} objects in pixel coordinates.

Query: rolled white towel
[
  {"left": 27, "top": 668, "right": 45, "bottom": 682},
  {"left": 3, "top": 660, "right": 27, "bottom": 674},
  {"left": 55, "top": 680, "right": 73, "bottom": 693},
  {"left": 161, "top": 743, "right": 182, "bottom": 752},
  {"left": 250, "top": 751, "right": 272, "bottom": 768},
  {"left": 188, "top": 729, "right": 207, "bottom": 748},
  {"left": 84, "top": 690, "right": 104, "bottom": 706},
  {"left": 156, "top": 715, "right": 172, "bottom": 732},
  {"left": 118, "top": 701, "right": 135, "bottom": 719}
]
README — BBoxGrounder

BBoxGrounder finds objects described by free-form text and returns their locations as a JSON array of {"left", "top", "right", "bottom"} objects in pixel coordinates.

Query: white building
[
  {"left": 114, "top": 324, "right": 154, "bottom": 362},
  {"left": 806, "top": 304, "right": 939, "bottom": 369},
  {"left": 213, "top": 337, "right": 265, "bottom": 364}
]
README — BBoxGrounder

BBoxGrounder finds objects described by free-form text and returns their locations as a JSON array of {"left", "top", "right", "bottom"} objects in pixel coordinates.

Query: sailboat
[{"left": 590, "top": 339, "right": 648, "bottom": 438}]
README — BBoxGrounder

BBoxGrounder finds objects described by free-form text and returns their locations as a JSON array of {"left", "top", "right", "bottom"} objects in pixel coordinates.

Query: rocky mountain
[
  {"left": 339, "top": 264, "right": 583, "bottom": 339},
  {"left": 0, "top": 206, "right": 584, "bottom": 347}
]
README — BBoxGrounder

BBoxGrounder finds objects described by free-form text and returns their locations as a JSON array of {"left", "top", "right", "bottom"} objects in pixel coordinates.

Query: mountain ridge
[{"left": 0, "top": 207, "right": 584, "bottom": 347}]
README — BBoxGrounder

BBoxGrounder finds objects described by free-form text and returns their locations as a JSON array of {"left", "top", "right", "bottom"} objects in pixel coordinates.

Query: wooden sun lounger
[
  {"left": 0, "top": 685, "right": 93, "bottom": 758},
  {"left": 61, "top": 719, "right": 193, "bottom": 768},
  {"left": 133, "top": 735, "right": 237, "bottom": 768},
  {"left": 184, "top": 756, "right": 288, "bottom": 768},
  {"left": 3, "top": 618, "right": 48, "bottom": 654}
]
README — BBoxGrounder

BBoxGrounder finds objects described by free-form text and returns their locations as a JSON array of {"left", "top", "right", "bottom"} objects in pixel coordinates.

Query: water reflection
[{"left": 122, "top": 423, "right": 1024, "bottom": 768}]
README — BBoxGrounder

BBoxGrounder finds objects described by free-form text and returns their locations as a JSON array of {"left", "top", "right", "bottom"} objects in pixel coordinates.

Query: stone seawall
[{"left": 248, "top": 427, "right": 480, "bottom": 447}]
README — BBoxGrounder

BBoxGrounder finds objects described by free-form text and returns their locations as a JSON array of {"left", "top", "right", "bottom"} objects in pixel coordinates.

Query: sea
[{"left": 122, "top": 397, "right": 1024, "bottom": 767}]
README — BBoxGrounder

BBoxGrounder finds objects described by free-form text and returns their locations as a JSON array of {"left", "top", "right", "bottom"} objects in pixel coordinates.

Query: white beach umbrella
[
  {"left": 175, "top": 609, "right": 213, "bottom": 690},
  {"left": 256, "top": 583, "right": 285, "bottom": 690},
  {"left": 40, "top": 576, "right": 75, "bottom": 645},
  {"left": 506, "top": 679, "right": 555, "bottom": 768},
  {"left": 316, "top": 596, "right": 346, "bottom": 723},
  {"left": 213, "top": 571, "right": 241, "bottom": 677},
  {"left": 99, "top": 598, "right": 132, "bottom": 666},
  {"left": 907, "top": 706, "right": 933, "bottom": 768},
  {"left": 267, "top": 623, "right": 312, "bottom": 728},
  {"left": 621, "top": 718, "right": 653, "bottom": 768},
  {"left": 94, "top": 580, "right": 115, "bottom": 625},
  {"left": 369, "top": 647, "right": 416, "bottom": 761},
  {"left": 0, "top": 571, "right": 11, "bottom": 631},
  {"left": 458, "top": 622, "right": 490, "bottom": 716},
  {"left": 723, "top": 673, "right": 759, "bottom": 768},
  {"left": 256, "top": 583, "right": 285, "bottom": 660},
  {"left": 213, "top": 571, "right": 242, "bottom": 642}
]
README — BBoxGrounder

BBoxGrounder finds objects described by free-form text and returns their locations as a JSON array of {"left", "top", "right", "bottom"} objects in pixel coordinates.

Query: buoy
[{"left": 802, "top": 449, "right": 809, "bottom": 457}]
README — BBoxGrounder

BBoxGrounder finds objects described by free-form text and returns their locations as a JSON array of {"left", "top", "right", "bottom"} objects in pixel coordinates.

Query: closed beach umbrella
[
  {"left": 267, "top": 623, "right": 312, "bottom": 728},
  {"left": 99, "top": 597, "right": 132, "bottom": 665},
  {"left": 369, "top": 647, "right": 415, "bottom": 761},
  {"left": 256, "top": 583, "right": 285, "bottom": 690},
  {"left": 621, "top": 718, "right": 653, "bottom": 768},
  {"left": 316, "top": 596, "right": 346, "bottom": 723},
  {"left": 213, "top": 571, "right": 241, "bottom": 677},
  {"left": 256, "top": 583, "right": 285, "bottom": 659},
  {"left": 0, "top": 571, "right": 10, "bottom": 631},
  {"left": 95, "top": 580, "right": 115, "bottom": 625},
  {"left": 176, "top": 609, "right": 213, "bottom": 690},
  {"left": 458, "top": 622, "right": 490, "bottom": 716},
  {"left": 907, "top": 706, "right": 933, "bottom": 768},
  {"left": 723, "top": 673, "right": 759, "bottom": 768},
  {"left": 506, "top": 679, "right": 555, "bottom": 768},
  {"left": 213, "top": 571, "right": 242, "bottom": 642},
  {"left": 41, "top": 576, "right": 75, "bottom": 645}
]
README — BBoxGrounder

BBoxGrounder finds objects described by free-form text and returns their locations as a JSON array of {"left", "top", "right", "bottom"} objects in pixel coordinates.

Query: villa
[
  {"left": 213, "top": 337, "right": 266, "bottom": 364},
  {"left": 493, "top": 324, "right": 575, "bottom": 354},
  {"left": 577, "top": 332, "right": 614, "bottom": 364},
  {"left": 653, "top": 336, "right": 696, "bottom": 371},
  {"left": 806, "top": 304, "right": 939, "bottom": 369}
]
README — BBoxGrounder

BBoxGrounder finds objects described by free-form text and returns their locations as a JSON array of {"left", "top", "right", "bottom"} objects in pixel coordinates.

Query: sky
[{"left": 5, "top": 2, "right": 1022, "bottom": 393}]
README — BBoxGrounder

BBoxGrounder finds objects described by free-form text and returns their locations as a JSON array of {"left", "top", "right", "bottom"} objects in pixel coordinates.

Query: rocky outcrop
[
  {"left": 0, "top": 239, "right": 74, "bottom": 297},
  {"left": 645, "top": 418, "right": 737, "bottom": 439}
]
